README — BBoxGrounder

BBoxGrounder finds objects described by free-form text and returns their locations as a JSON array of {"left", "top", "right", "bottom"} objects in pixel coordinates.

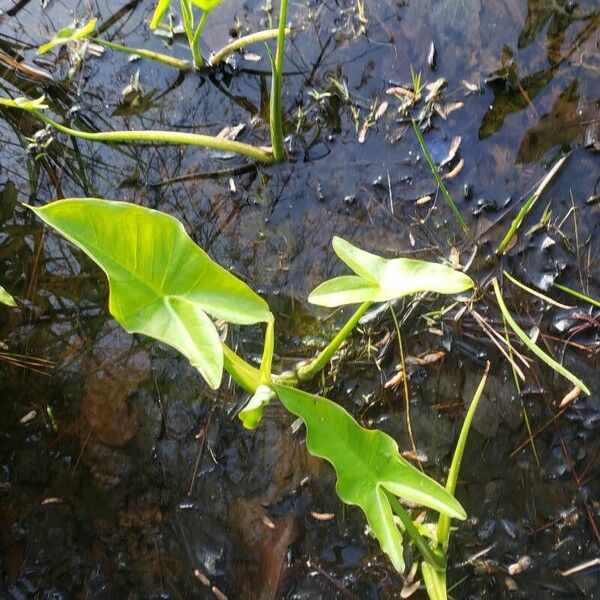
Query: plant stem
[
  {"left": 270, "top": 0, "right": 288, "bottom": 161},
  {"left": 259, "top": 320, "right": 275, "bottom": 384},
  {"left": 222, "top": 343, "right": 261, "bottom": 392},
  {"left": 32, "top": 111, "right": 273, "bottom": 163},
  {"left": 385, "top": 491, "right": 446, "bottom": 572},
  {"left": 296, "top": 301, "right": 371, "bottom": 382},
  {"left": 210, "top": 27, "right": 292, "bottom": 66},
  {"left": 191, "top": 11, "right": 209, "bottom": 68},
  {"left": 89, "top": 36, "right": 192, "bottom": 71}
]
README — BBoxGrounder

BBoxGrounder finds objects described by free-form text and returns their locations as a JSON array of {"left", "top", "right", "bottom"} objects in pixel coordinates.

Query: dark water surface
[{"left": 0, "top": 0, "right": 599, "bottom": 598}]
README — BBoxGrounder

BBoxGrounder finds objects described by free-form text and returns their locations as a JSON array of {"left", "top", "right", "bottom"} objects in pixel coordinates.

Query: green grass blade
[
  {"left": 496, "top": 154, "right": 568, "bottom": 255},
  {"left": 554, "top": 283, "right": 600, "bottom": 309},
  {"left": 412, "top": 120, "right": 469, "bottom": 236},
  {"left": 492, "top": 278, "right": 590, "bottom": 395},
  {"left": 503, "top": 271, "right": 573, "bottom": 309},
  {"left": 437, "top": 362, "right": 489, "bottom": 547}
]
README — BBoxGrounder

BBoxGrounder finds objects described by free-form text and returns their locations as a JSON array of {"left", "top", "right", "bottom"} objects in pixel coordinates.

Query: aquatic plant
[
  {"left": 150, "top": 0, "right": 222, "bottom": 68},
  {"left": 28, "top": 1, "right": 292, "bottom": 163},
  {"left": 29, "top": 197, "right": 476, "bottom": 582},
  {"left": 0, "top": 95, "right": 273, "bottom": 163},
  {"left": 37, "top": 12, "right": 290, "bottom": 72}
]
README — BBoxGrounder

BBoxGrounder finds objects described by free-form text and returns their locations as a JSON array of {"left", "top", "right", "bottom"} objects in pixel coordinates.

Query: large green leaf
[
  {"left": 38, "top": 19, "right": 97, "bottom": 55},
  {"left": 309, "top": 237, "right": 474, "bottom": 307},
  {"left": 30, "top": 199, "right": 272, "bottom": 389},
  {"left": 274, "top": 385, "right": 466, "bottom": 572},
  {"left": 0, "top": 285, "right": 16, "bottom": 307}
]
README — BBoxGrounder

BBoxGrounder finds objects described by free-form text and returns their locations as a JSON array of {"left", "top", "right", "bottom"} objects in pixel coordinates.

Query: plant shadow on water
[{"left": 0, "top": 0, "right": 599, "bottom": 598}]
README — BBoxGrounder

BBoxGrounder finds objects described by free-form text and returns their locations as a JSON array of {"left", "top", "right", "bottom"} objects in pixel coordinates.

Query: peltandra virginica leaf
[
  {"left": 150, "top": 0, "right": 223, "bottom": 29},
  {"left": 29, "top": 199, "right": 272, "bottom": 389},
  {"left": 38, "top": 18, "right": 97, "bottom": 55},
  {"left": 309, "top": 237, "right": 474, "bottom": 307},
  {"left": 0, "top": 285, "right": 16, "bottom": 307},
  {"left": 274, "top": 385, "right": 466, "bottom": 572}
]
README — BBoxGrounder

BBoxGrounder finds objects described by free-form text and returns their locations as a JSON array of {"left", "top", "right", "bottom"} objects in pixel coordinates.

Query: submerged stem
[
  {"left": 210, "top": 27, "right": 292, "bottom": 66},
  {"left": 32, "top": 111, "right": 273, "bottom": 163},
  {"left": 89, "top": 36, "right": 192, "bottom": 71}
]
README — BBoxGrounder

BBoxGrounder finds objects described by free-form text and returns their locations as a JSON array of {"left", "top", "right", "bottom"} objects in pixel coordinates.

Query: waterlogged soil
[{"left": 1, "top": 0, "right": 600, "bottom": 598}]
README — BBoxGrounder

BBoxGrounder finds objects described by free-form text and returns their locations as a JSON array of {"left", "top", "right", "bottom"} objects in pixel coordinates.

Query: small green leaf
[
  {"left": 0, "top": 285, "right": 16, "bottom": 307},
  {"left": 275, "top": 385, "right": 466, "bottom": 573},
  {"left": 309, "top": 237, "right": 474, "bottom": 307},
  {"left": 150, "top": 0, "right": 172, "bottom": 29},
  {"left": 239, "top": 384, "right": 274, "bottom": 429},
  {"left": 29, "top": 198, "right": 272, "bottom": 389},
  {"left": 37, "top": 18, "right": 98, "bottom": 55},
  {"left": 0, "top": 95, "right": 48, "bottom": 111}
]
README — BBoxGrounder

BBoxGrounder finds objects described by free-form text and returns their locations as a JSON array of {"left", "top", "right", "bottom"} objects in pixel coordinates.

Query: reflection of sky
[{"left": 0, "top": 0, "right": 598, "bottom": 301}]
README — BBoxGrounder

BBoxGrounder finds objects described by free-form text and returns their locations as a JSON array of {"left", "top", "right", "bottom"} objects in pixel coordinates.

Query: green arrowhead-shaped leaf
[
  {"left": 29, "top": 198, "right": 272, "bottom": 389},
  {"left": 0, "top": 285, "right": 16, "bottom": 307},
  {"left": 150, "top": 0, "right": 223, "bottom": 29},
  {"left": 191, "top": 0, "right": 223, "bottom": 11},
  {"left": 38, "top": 18, "right": 97, "bottom": 55},
  {"left": 309, "top": 237, "right": 474, "bottom": 307},
  {"left": 274, "top": 384, "right": 466, "bottom": 572}
]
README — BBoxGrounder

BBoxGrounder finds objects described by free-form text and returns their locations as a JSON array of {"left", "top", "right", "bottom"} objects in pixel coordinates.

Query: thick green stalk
[
  {"left": 32, "top": 111, "right": 273, "bottom": 163},
  {"left": 210, "top": 28, "right": 292, "bottom": 66},
  {"left": 222, "top": 343, "right": 261, "bottom": 392},
  {"left": 296, "top": 302, "right": 371, "bottom": 381},
  {"left": 269, "top": 0, "right": 288, "bottom": 161},
  {"left": 89, "top": 36, "right": 192, "bottom": 71}
]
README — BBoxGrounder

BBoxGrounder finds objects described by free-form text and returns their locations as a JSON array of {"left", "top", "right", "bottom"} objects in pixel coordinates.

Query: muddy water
[{"left": 1, "top": 0, "right": 599, "bottom": 598}]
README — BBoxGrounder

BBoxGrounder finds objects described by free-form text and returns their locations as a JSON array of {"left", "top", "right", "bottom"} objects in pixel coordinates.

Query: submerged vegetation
[{"left": 1, "top": 0, "right": 598, "bottom": 597}]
